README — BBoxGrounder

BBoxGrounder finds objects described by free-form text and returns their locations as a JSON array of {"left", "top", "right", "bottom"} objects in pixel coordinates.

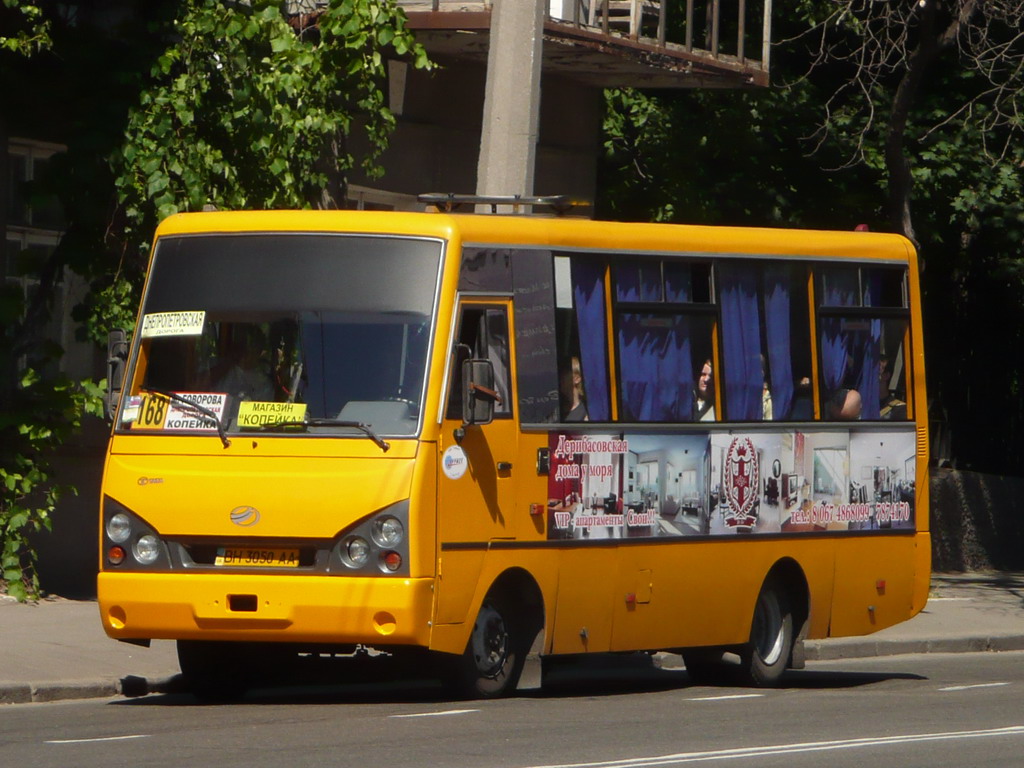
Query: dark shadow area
[{"left": 110, "top": 650, "right": 925, "bottom": 707}]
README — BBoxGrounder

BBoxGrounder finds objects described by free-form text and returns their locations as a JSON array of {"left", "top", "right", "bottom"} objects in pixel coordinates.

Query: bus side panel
[
  {"left": 549, "top": 547, "right": 618, "bottom": 654},
  {"left": 608, "top": 539, "right": 836, "bottom": 651},
  {"left": 434, "top": 549, "right": 486, "bottom": 626},
  {"left": 827, "top": 534, "right": 921, "bottom": 638}
]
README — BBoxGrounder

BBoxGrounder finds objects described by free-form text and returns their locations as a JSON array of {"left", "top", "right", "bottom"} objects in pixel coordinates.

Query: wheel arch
[{"left": 485, "top": 566, "right": 546, "bottom": 644}]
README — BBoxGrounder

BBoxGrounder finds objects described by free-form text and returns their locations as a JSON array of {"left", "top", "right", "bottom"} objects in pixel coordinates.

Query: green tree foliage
[
  {"left": 98, "top": 0, "right": 430, "bottom": 340},
  {"left": 1, "top": 0, "right": 429, "bottom": 599},
  {"left": 0, "top": 0, "right": 51, "bottom": 55}
]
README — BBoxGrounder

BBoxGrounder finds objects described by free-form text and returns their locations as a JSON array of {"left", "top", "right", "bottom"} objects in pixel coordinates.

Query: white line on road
[
  {"left": 389, "top": 709, "right": 479, "bottom": 719},
  {"left": 939, "top": 682, "right": 1010, "bottom": 692},
  {"left": 686, "top": 694, "right": 765, "bottom": 702},
  {"left": 521, "top": 725, "right": 1024, "bottom": 768},
  {"left": 46, "top": 735, "right": 150, "bottom": 745}
]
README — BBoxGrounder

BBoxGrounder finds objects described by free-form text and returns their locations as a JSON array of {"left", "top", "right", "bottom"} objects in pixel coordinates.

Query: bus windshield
[{"left": 117, "top": 233, "right": 443, "bottom": 438}]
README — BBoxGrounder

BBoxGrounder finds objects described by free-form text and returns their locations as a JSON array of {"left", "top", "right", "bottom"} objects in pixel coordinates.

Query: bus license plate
[{"left": 215, "top": 547, "right": 300, "bottom": 568}]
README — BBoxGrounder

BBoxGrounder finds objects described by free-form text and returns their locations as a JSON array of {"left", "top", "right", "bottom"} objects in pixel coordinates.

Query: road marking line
[
  {"left": 928, "top": 597, "right": 973, "bottom": 602},
  {"left": 940, "top": 682, "right": 1010, "bottom": 691},
  {"left": 687, "top": 694, "right": 765, "bottom": 702},
  {"left": 390, "top": 709, "right": 479, "bottom": 719},
  {"left": 46, "top": 735, "right": 150, "bottom": 745},
  {"left": 521, "top": 725, "right": 1024, "bottom": 768}
]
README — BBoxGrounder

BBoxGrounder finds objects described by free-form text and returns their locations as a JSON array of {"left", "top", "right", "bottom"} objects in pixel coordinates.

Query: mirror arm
[{"left": 468, "top": 381, "right": 502, "bottom": 404}]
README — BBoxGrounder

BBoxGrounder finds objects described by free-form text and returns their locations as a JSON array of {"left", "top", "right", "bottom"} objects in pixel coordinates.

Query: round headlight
[
  {"left": 343, "top": 536, "right": 370, "bottom": 568},
  {"left": 372, "top": 516, "right": 404, "bottom": 548},
  {"left": 106, "top": 513, "right": 132, "bottom": 544},
  {"left": 133, "top": 534, "right": 161, "bottom": 565}
]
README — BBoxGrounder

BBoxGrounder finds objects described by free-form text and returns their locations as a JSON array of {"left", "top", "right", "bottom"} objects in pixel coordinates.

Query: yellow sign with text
[{"left": 237, "top": 401, "right": 307, "bottom": 429}]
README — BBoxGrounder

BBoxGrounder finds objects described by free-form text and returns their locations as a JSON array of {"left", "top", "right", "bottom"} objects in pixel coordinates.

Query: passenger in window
[
  {"left": 694, "top": 359, "right": 715, "bottom": 421},
  {"left": 879, "top": 357, "right": 907, "bottom": 420},
  {"left": 760, "top": 355, "right": 773, "bottom": 421},
  {"left": 827, "top": 388, "right": 862, "bottom": 420},
  {"left": 562, "top": 356, "right": 589, "bottom": 422},
  {"left": 211, "top": 327, "right": 275, "bottom": 402}
]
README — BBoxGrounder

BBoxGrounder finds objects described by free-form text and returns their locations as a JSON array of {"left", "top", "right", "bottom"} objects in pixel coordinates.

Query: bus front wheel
[
  {"left": 739, "top": 582, "right": 793, "bottom": 687},
  {"left": 442, "top": 595, "right": 526, "bottom": 699}
]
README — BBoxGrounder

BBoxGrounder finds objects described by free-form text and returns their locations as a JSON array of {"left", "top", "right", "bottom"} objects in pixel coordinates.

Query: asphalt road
[{"left": 2, "top": 652, "right": 1022, "bottom": 768}]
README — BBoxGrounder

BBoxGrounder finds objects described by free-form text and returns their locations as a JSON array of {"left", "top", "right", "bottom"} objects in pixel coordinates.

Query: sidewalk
[{"left": 1, "top": 572, "right": 1022, "bottom": 705}]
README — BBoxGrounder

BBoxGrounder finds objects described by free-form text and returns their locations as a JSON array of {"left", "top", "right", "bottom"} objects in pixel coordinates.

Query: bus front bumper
[{"left": 98, "top": 572, "right": 435, "bottom": 647}]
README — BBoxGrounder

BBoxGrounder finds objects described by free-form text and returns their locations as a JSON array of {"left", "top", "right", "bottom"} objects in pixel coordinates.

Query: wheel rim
[
  {"left": 470, "top": 603, "right": 510, "bottom": 679},
  {"left": 752, "top": 591, "right": 785, "bottom": 665}
]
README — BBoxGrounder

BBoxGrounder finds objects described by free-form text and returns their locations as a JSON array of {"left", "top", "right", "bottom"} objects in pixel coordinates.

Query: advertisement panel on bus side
[{"left": 546, "top": 429, "right": 916, "bottom": 540}]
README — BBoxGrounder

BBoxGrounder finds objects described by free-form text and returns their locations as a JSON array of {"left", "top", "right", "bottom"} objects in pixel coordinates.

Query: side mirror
[
  {"left": 105, "top": 329, "right": 129, "bottom": 421},
  {"left": 461, "top": 358, "right": 500, "bottom": 427}
]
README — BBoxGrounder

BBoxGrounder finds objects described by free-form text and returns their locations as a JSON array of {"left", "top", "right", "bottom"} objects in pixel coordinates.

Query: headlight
[
  {"left": 371, "top": 516, "right": 404, "bottom": 548},
  {"left": 133, "top": 535, "right": 161, "bottom": 565},
  {"left": 106, "top": 513, "right": 132, "bottom": 544},
  {"left": 342, "top": 536, "right": 370, "bottom": 568}
]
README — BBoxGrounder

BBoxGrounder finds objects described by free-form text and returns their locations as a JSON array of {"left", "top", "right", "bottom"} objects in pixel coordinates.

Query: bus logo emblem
[
  {"left": 723, "top": 437, "right": 759, "bottom": 530},
  {"left": 230, "top": 506, "right": 261, "bottom": 527}
]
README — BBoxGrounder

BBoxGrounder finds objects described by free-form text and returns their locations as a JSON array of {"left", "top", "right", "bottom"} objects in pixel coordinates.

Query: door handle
[{"left": 497, "top": 461, "right": 513, "bottom": 472}]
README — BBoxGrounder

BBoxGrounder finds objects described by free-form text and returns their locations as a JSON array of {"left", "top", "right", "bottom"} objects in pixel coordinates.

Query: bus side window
[
  {"left": 612, "top": 260, "right": 715, "bottom": 423},
  {"left": 817, "top": 266, "right": 911, "bottom": 421},
  {"left": 718, "top": 263, "right": 812, "bottom": 421},
  {"left": 446, "top": 307, "right": 513, "bottom": 421}
]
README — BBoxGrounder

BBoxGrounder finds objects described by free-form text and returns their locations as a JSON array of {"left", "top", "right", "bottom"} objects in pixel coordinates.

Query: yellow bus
[{"left": 99, "top": 202, "right": 929, "bottom": 698}]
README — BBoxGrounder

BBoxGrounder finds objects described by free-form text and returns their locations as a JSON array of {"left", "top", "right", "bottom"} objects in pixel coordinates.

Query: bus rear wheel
[
  {"left": 442, "top": 596, "right": 526, "bottom": 699},
  {"left": 739, "top": 582, "right": 793, "bottom": 687}
]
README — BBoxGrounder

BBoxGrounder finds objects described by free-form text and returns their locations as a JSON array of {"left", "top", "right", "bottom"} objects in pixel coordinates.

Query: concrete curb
[
  {"left": 0, "top": 680, "right": 120, "bottom": 705},
  {"left": 804, "top": 634, "right": 1024, "bottom": 661}
]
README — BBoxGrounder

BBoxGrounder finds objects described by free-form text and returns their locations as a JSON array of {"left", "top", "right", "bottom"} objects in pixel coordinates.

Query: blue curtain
[
  {"left": 819, "top": 269, "right": 858, "bottom": 394},
  {"left": 820, "top": 268, "right": 882, "bottom": 418},
  {"left": 764, "top": 266, "right": 794, "bottom": 419},
  {"left": 571, "top": 260, "right": 609, "bottom": 421},
  {"left": 720, "top": 269, "right": 763, "bottom": 420},
  {"left": 856, "top": 273, "right": 884, "bottom": 419},
  {"left": 618, "top": 313, "right": 693, "bottom": 421}
]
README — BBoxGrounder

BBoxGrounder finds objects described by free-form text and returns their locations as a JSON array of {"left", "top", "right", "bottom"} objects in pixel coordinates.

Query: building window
[
  {"left": 6, "top": 139, "right": 68, "bottom": 373},
  {"left": 7, "top": 138, "right": 65, "bottom": 229}
]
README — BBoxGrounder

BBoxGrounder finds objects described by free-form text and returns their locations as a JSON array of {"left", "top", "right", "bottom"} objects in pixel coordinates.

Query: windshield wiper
[
  {"left": 140, "top": 388, "right": 231, "bottom": 448},
  {"left": 255, "top": 418, "right": 390, "bottom": 453}
]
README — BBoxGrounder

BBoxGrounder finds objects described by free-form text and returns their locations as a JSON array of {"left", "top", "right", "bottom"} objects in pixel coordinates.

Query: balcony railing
[{"left": 400, "top": 0, "right": 772, "bottom": 73}]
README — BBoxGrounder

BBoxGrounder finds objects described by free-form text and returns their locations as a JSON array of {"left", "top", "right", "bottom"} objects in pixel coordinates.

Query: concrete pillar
[{"left": 475, "top": 0, "right": 546, "bottom": 208}]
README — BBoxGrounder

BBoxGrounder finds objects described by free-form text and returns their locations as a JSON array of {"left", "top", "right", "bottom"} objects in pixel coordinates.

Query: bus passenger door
[{"left": 435, "top": 301, "right": 518, "bottom": 625}]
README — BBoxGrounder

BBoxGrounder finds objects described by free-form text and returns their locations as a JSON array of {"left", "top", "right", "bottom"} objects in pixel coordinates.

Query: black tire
[
  {"left": 177, "top": 640, "right": 251, "bottom": 702},
  {"left": 681, "top": 647, "right": 727, "bottom": 686},
  {"left": 441, "top": 596, "right": 527, "bottom": 699},
  {"left": 739, "top": 582, "right": 794, "bottom": 687}
]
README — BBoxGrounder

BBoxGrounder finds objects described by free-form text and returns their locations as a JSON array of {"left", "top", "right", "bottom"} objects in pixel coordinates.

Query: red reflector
[
  {"left": 382, "top": 551, "right": 402, "bottom": 571},
  {"left": 530, "top": 503, "right": 545, "bottom": 516},
  {"left": 108, "top": 546, "right": 126, "bottom": 565},
  {"left": 876, "top": 579, "right": 886, "bottom": 593}
]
